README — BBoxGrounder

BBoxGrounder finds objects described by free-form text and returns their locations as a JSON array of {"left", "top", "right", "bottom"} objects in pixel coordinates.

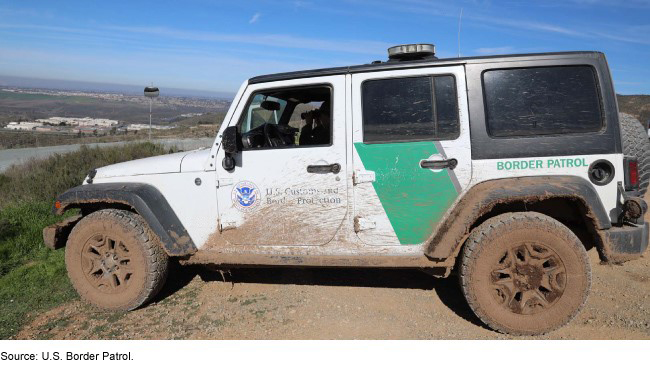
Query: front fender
[{"left": 53, "top": 183, "right": 197, "bottom": 256}]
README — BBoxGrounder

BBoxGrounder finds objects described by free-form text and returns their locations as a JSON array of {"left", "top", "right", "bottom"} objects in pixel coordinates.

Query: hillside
[
  {"left": 173, "top": 112, "right": 226, "bottom": 126},
  {"left": 617, "top": 95, "right": 650, "bottom": 127},
  {"left": 0, "top": 90, "right": 229, "bottom": 126}
]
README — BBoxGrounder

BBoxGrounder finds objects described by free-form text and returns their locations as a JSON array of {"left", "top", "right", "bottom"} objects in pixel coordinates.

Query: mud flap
[{"left": 599, "top": 222, "right": 649, "bottom": 263}]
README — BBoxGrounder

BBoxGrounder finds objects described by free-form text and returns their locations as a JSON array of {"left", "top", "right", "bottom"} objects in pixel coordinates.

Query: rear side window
[
  {"left": 362, "top": 75, "right": 459, "bottom": 143},
  {"left": 483, "top": 66, "right": 602, "bottom": 137}
]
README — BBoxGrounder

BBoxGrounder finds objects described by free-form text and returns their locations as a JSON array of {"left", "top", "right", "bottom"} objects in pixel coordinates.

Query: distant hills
[
  {"left": 0, "top": 75, "right": 234, "bottom": 99},
  {"left": 617, "top": 95, "right": 650, "bottom": 127},
  {"left": 0, "top": 89, "right": 228, "bottom": 126}
]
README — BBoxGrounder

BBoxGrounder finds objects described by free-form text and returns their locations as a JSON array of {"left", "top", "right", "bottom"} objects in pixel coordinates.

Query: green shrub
[
  {"left": 0, "top": 142, "right": 176, "bottom": 208},
  {"left": 0, "top": 218, "right": 77, "bottom": 339},
  {"left": 0, "top": 201, "right": 79, "bottom": 339}
]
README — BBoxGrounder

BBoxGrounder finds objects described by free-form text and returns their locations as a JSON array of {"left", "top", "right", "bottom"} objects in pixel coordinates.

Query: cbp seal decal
[{"left": 232, "top": 181, "right": 260, "bottom": 211}]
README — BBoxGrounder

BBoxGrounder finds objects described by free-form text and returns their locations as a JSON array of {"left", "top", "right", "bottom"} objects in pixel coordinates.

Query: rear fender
[{"left": 426, "top": 176, "right": 611, "bottom": 260}]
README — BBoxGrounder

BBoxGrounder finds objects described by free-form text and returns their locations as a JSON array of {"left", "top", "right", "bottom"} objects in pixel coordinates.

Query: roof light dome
[{"left": 387, "top": 43, "right": 436, "bottom": 61}]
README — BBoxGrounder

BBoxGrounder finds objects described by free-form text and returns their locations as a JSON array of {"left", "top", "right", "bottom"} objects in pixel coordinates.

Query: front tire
[
  {"left": 459, "top": 212, "right": 591, "bottom": 335},
  {"left": 65, "top": 209, "right": 169, "bottom": 311}
]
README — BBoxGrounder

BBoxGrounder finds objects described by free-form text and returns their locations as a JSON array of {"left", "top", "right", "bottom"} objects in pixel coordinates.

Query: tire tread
[
  {"left": 459, "top": 212, "right": 591, "bottom": 336},
  {"left": 66, "top": 209, "right": 169, "bottom": 311}
]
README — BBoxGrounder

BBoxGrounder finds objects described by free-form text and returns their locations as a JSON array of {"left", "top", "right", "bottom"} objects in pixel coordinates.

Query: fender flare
[
  {"left": 55, "top": 182, "right": 197, "bottom": 256},
  {"left": 425, "top": 175, "right": 612, "bottom": 259}
]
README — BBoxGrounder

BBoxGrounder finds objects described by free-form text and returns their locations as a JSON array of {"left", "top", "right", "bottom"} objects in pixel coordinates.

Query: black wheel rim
[
  {"left": 81, "top": 234, "right": 134, "bottom": 294},
  {"left": 490, "top": 242, "right": 567, "bottom": 315}
]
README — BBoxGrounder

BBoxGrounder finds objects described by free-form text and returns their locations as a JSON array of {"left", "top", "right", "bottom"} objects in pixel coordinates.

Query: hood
[
  {"left": 93, "top": 148, "right": 212, "bottom": 179},
  {"left": 94, "top": 149, "right": 208, "bottom": 179}
]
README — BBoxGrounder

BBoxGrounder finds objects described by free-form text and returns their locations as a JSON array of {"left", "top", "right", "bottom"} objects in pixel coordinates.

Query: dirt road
[{"left": 15, "top": 247, "right": 649, "bottom": 340}]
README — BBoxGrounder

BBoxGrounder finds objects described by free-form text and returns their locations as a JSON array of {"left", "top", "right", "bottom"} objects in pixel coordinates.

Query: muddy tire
[
  {"left": 65, "top": 209, "right": 169, "bottom": 311},
  {"left": 619, "top": 112, "right": 650, "bottom": 195},
  {"left": 459, "top": 212, "right": 591, "bottom": 336}
]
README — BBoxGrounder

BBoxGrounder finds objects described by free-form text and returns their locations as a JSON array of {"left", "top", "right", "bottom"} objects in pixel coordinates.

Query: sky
[{"left": 0, "top": 0, "right": 649, "bottom": 95}]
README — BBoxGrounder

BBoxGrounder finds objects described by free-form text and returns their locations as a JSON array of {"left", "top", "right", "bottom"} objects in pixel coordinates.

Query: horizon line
[{"left": 0, "top": 74, "right": 236, "bottom": 99}]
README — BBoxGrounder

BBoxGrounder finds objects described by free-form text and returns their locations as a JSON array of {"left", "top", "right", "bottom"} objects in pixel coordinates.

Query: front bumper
[
  {"left": 599, "top": 222, "right": 649, "bottom": 263},
  {"left": 43, "top": 214, "right": 82, "bottom": 250}
]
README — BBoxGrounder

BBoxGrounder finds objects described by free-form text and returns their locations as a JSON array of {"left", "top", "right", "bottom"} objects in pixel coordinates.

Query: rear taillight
[
  {"left": 629, "top": 160, "right": 639, "bottom": 186},
  {"left": 624, "top": 157, "right": 639, "bottom": 190}
]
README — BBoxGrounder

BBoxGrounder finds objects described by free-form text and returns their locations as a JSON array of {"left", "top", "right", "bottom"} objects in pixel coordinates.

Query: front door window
[{"left": 237, "top": 86, "right": 332, "bottom": 149}]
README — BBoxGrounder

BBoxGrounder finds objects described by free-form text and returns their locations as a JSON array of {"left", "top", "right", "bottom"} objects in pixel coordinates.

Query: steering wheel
[{"left": 263, "top": 123, "right": 287, "bottom": 147}]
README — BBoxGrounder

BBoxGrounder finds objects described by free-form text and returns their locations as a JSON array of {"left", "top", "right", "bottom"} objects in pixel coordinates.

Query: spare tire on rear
[{"left": 619, "top": 112, "right": 650, "bottom": 195}]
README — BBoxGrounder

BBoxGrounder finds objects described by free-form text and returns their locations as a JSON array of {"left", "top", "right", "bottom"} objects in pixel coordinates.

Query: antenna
[{"left": 458, "top": 8, "right": 463, "bottom": 58}]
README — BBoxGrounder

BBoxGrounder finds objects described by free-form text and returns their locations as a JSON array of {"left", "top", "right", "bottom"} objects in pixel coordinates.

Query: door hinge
[
  {"left": 354, "top": 216, "right": 376, "bottom": 232},
  {"left": 353, "top": 170, "right": 375, "bottom": 185},
  {"left": 217, "top": 178, "right": 233, "bottom": 188},
  {"left": 219, "top": 219, "right": 236, "bottom": 232}
]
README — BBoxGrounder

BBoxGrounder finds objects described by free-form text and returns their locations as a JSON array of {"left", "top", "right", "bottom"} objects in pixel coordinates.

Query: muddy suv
[{"left": 44, "top": 44, "right": 650, "bottom": 335}]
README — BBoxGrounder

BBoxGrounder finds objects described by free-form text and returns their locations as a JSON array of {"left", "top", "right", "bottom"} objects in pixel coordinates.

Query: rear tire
[
  {"left": 619, "top": 112, "right": 650, "bottom": 195},
  {"left": 65, "top": 209, "right": 169, "bottom": 311},
  {"left": 460, "top": 212, "right": 591, "bottom": 335}
]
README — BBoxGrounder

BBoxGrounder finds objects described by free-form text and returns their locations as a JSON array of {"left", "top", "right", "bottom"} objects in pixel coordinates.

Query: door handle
[
  {"left": 420, "top": 158, "right": 458, "bottom": 170},
  {"left": 307, "top": 163, "right": 341, "bottom": 174}
]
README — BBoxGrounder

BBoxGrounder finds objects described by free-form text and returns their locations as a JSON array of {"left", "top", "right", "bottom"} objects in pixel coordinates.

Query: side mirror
[
  {"left": 222, "top": 126, "right": 240, "bottom": 154},
  {"left": 222, "top": 154, "right": 235, "bottom": 171}
]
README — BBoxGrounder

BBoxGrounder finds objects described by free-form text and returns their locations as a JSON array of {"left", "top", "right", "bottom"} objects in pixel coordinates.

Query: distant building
[
  {"left": 36, "top": 117, "right": 120, "bottom": 127},
  {"left": 126, "top": 124, "right": 175, "bottom": 131},
  {"left": 6, "top": 121, "right": 42, "bottom": 130},
  {"left": 5, "top": 117, "right": 177, "bottom": 135}
]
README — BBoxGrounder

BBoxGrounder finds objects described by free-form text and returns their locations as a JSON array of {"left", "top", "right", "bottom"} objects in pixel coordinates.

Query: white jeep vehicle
[{"left": 44, "top": 44, "right": 650, "bottom": 335}]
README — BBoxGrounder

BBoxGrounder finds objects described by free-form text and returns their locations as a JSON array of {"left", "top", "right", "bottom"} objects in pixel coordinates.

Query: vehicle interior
[{"left": 237, "top": 86, "right": 331, "bottom": 149}]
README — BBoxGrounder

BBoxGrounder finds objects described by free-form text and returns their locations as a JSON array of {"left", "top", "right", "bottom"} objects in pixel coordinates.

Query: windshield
[{"left": 240, "top": 94, "right": 287, "bottom": 133}]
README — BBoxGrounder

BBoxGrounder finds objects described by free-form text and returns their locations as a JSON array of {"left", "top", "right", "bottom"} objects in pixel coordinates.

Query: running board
[{"left": 181, "top": 251, "right": 449, "bottom": 273}]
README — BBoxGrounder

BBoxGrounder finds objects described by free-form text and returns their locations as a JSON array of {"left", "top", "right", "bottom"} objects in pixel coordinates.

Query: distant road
[{"left": 0, "top": 138, "right": 213, "bottom": 172}]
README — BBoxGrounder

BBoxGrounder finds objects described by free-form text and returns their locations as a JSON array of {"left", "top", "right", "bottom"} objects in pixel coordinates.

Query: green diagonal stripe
[{"left": 355, "top": 141, "right": 458, "bottom": 245}]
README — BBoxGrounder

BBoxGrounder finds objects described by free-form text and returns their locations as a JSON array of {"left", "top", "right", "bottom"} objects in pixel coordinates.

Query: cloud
[
  {"left": 104, "top": 25, "right": 391, "bottom": 55},
  {"left": 362, "top": 0, "right": 587, "bottom": 36},
  {"left": 0, "top": 6, "right": 56, "bottom": 19},
  {"left": 590, "top": 31, "right": 650, "bottom": 46},
  {"left": 0, "top": 22, "right": 391, "bottom": 57},
  {"left": 360, "top": 0, "right": 650, "bottom": 46},
  {"left": 469, "top": 16, "right": 650, "bottom": 46},
  {"left": 0, "top": 45, "right": 322, "bottom": 91},
  {"left": 292, "top": 1, "right": 311, "bottom": 8},
  {"left": 560, "top": 0, "right": 650, "bottom": 8},
  {"left": 249, "top": 12, "right": 261, "bottom": 24}
]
